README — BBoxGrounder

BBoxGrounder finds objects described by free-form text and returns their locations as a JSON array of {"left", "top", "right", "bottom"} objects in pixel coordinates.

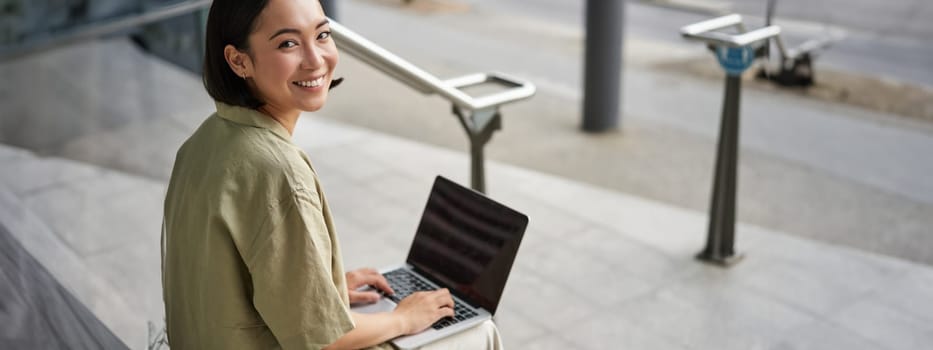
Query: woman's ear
[{"left": 223, "top": 45, "right": 253, "bottom": 79}]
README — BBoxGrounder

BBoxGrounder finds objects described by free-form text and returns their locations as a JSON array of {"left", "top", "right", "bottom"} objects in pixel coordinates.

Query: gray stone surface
[
  {"left": 0, "top": 170, "right": 147, "bottom": 348},
  {"left": 831, "top": 299, "right": 933, "bottom": 350},
  {"left": 4, "top": 115, "right": 933, "bottom": 348},
  {"left": 22, "top": 171, "right": 162, "bottom": 257},
  {"left": 561, "top": 309, "right": 688, "bottom": 349},
  {"left": 319, "top": 0, "right": 933, "bottom": 266},
  {"left": 0, "top": 153, "right": 104, "bottom": 196},
  {"left": 2, "top": 3, "right": 933, "bottom": 347},
  {"left": 874, "top": 269, "right": 933, "bottom": 324},
  {"left": 776, "top": 320, "right": 891, "bottom": 350}
]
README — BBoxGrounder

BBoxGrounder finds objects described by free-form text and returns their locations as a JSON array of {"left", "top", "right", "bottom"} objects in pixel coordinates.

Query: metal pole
[
  {"left": 471, "top": 143, "right": 486, "bottom": 193},
  {"left": 582, "top": 0, "right": 624, "bottom": 132},
  {"left": 763, "top": 0, "right": 776, "bottom": 61},
  {"left": 453, "top": 107, "right": 500, "bottom": 194},
  {"left": 697, "top": 74, "right": 743, "bottom": 265},
  {"left": 320, "top": 0, "right": 338, "bottom": 20}
]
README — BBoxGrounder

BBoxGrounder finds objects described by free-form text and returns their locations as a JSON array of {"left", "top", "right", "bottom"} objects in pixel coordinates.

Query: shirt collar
[{"left": 215, "top": 102, "right": 292, "bottom": 141}]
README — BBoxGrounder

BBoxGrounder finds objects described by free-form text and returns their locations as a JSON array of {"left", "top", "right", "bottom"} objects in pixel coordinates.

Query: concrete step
[{"left": 0, "top": 144, "right": 163, "bottom": 348}]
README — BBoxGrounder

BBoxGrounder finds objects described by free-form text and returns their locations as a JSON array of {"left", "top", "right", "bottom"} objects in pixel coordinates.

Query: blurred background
[{"left": 1, "top": 0, "right": 931, "bottom": 349}]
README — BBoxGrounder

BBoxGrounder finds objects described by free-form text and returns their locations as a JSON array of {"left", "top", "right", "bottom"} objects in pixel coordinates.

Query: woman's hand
[
  {"left": 345, "top": 268, "right": 394, "bottom": 304},
  {"left": 392, "top": 289, "right": 455, "bottom": 335}
]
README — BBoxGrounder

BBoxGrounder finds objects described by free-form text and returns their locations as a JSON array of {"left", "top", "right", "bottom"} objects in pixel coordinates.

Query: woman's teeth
[{"left": 294, "top": 77, "right": 324, "bottom": 88}]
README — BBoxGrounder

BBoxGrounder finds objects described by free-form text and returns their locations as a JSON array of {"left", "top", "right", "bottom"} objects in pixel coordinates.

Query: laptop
[{"left": 351, "top": 176, "right": 528, "bottom": 349}]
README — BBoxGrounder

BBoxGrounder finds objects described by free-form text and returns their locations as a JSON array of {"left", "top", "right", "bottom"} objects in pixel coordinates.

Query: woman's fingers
[
  {"left": 433, "top": 289, "right": 454, "bottom": 308},
  {"left": 394, "top": 289, "right": 459, "bottom": 334},
  {"left": 367, "top": 272, "right": 395, "bottom": 295},
  {"left": 436, "top": 307, "right": 454, "bottom": 320},
  {"left": 346, "top": 268, "right": 394, "bottom": 295}
]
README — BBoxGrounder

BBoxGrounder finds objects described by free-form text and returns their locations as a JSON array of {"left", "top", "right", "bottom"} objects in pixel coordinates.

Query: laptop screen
[{"left": 406, "top": 176, "right": 528, "bottom": 315}]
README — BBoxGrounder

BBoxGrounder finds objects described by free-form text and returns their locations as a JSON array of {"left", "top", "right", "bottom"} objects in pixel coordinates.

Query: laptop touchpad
[{"left": 351, "top": 287, "right": 397, "bottom": 314}]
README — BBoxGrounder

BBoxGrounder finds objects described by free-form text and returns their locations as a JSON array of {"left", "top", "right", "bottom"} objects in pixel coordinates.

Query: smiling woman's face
[{"left": 237, "top": 0, "right": 338, "bottom": 113}]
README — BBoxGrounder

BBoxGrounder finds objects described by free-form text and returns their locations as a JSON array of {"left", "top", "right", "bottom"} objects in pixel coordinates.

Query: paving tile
[
  {"left": 771, "top": 319, "right": 891, "bottom": 350},
  {"left": 497, "top": 269, "right": 598, "bottom": 333},
  {"left": 512, "top": 174, "right": 711, "bottom": 257},
  {"left": 307, "top": 144, "right": 392, "bottom": 183},
  {"left": 0, "top": 67, "right": 107, "bottom": 152},
  {"left": 294, "top": 117, "right": 370, "bottom": 150},
  {"left": 22, "top": 173, "right": 164, "bottom": 257},
  {"left": 874, "top": 267, "right": 933, "bottom": 324},
  {"left": 84, "top": 239, "right": 163, "bottom": 326},
  {"left": 59, "top": 119, "right": 191, "bottom": 180},
  {"left": 560, "top": 308, "right": 688, "bottom": 350},
  {"left": 326, "top": 183, "right": 417, "bottom": 237},
  {"left": 353, "top": 135, "right": 472, "bottom": 183},
  {"left": 0, "top": 183, "right": 146, "bottom": 347},
  {"left": 733, "top": 257, "right": 887, "bottom": 316},
  {"left": 831, "top": 299, "right": 933, "bottom": 350},
  {"left": 327, "top": 177, "right": 419, "bottom": 250},
  {"left": 338, "top": 220, "right": 409, "bottom": 271},
  {"left": 492, "top": 190, "right": 591, "bottom": 240},
  {"left": 614, "top": 264, "right": 820, "bottom": 350},
  {"left": 518, "top": 334, "right": 582, "bottom": 350},
  {"left": 0, "top": 144, "right": 31, "bottom": 162},
  {"left": 567, "top": 226, "right": 698, "bottom": 285},
  {"left": 745, "top": 227, "right": 911, "bottom": 280},
  {"left": 358, "top": 171, "right": 434, "bottom": 214},
  {"left": 666, "top": 268, "right": 818, "bottom": 333},
  {"left": 613, "top": 289, "right": 784, "bottom": 350},
  {"left": 2, "top": 39, "right": 207, "bottom": 156},
  {"left": 492, "top": 307, "right": 548, "bottom": 350},
  {"left": 515, "top": 237, "right": 655, "bottom": 307},
  {"left": 52, "top": 39, "right": 209, "bottom": 128},
  {"left": 738, "top": 228, "right": 910, "bottom": 316},
  {"left": 0, "top": 151, "right": 104, "bottom": 196}
]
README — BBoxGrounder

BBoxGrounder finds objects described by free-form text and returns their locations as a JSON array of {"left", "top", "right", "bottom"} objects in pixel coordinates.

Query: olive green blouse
[{"left": 162, "top": 102, "right": 354, "bottom": 349}]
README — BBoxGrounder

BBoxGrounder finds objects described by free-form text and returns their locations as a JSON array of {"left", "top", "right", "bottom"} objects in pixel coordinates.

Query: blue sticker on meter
[{"left": 716, "top": 46, "right": 755, "bottom": 76}]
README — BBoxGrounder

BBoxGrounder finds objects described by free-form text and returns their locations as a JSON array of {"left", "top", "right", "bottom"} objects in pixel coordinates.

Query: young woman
[{"left": 161, "top": 0, "right": 502, "bottom": 349}]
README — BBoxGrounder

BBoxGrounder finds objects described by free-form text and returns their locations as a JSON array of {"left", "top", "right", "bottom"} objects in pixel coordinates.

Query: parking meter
[{"left": 680, "top": 15, "right": 780, "bottom": 266}]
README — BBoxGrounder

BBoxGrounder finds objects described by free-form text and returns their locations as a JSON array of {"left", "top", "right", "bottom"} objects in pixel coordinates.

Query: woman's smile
[{"left": 292, "top": 75, "right": 327, "bottom": 90}]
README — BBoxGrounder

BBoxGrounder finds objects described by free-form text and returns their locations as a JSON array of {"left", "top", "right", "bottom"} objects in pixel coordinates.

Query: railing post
[
  {"left": 582, "top": 0, "right": 624, "bottom": 132},
  {"left": 470, "top": 143, "right": 486, "bottom": 193},
  {"left": 453, "top": 107, "right": 501, "bottom": 194}
]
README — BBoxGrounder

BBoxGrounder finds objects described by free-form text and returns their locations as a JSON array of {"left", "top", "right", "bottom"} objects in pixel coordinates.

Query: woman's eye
[
  {"left": 278, "top": 40, "right": 297, "bottom": 49},
  {"left": 317, "top": 31, "right": 331, "bottom": 41}
]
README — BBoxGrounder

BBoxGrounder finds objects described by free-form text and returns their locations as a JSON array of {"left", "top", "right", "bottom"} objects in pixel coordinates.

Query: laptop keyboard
[{"left": 380, "top": 269, "right": 479, "bottom": 330}]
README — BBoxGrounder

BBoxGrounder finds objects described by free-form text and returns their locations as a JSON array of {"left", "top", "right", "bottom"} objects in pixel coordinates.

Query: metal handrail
[
  {"left": 329, "top": 19, "right": 537, "bottom": 193},
  {"left": 680, "top": 14, "right": 782, "bottom": 50},
  {"left": 329, "top": 20, "right": 536, "bottom": 113},
  {"left": 0, "top": 5, "right": 534, "bottom": 193},
  {"left": 0, "top": 0, "right": 212, "bottom": 61}
]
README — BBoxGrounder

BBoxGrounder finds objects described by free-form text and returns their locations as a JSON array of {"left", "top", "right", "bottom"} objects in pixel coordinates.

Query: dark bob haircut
[
  {"left": 202, "top": 0, "right": 342, "bottom": 109},
  {"left": 203, "top": 0, "right": 268, "bottom": 109}
]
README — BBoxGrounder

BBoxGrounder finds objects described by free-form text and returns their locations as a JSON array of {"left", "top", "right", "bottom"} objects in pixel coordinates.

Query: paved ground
[
  {"left": 1, "top": 36, "right": 933, "bottom": 349},
  {"left": 2, "top": 0, "right": 931, "bottom": 266},
  {"left": 1, "top": 1, "right": 933, "bottom": 348},
  {"left": 3, "top": 108, "right": 933, "bottom": 349},
  {"left": 315, "top": 0, "right": 933, "bottom": 265}
]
